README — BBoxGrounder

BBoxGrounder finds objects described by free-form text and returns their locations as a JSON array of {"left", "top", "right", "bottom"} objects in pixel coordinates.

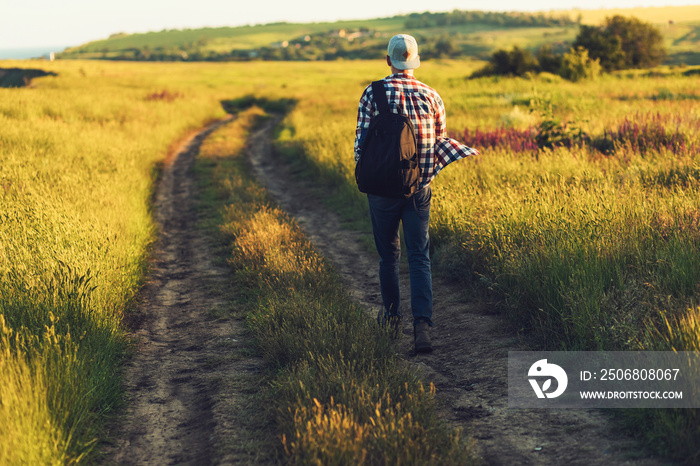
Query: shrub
[
  {"left": 558, "top": 47, "right": 601, "bottom": 82},
  {"left": 573, "top": 15, "right": 666, "bottom": 71},
  {"left": 531, "top": 98, "right": 588, "bottom": 150},
  {"left": 536, "top": 44, "right": 563, "bottom": 74},
  {"left": 472, "top": 46, "right": 540, "bottom": 78},
  {"left": 472, "top": 45, "right": 601, "bottom": 82}
]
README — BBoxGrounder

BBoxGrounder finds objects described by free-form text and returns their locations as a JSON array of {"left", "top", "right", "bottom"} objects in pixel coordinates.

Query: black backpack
[{"left": 355, "top": 80, "right": 420, "bottom": 199}]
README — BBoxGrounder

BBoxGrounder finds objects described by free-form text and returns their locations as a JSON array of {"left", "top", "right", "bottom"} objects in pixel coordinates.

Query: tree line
[{"left": 404, "top": 10, "right": 576, "bottom": 28}]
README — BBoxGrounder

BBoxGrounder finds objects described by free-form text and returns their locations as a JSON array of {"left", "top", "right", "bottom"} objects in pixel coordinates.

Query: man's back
[
  {"left": 355, "top": 74, "right": 477, "bottom": 189},
  {"left": 355, "top": 74, "right": 445, "bottom": 189}
]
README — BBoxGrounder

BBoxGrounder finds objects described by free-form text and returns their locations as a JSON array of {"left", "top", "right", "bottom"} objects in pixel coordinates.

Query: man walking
[{"left": 354, "top": 34, "right": 479, "bottom": 353}]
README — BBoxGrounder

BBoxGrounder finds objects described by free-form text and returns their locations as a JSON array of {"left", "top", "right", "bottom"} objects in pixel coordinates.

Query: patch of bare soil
[
  {"left": 104, "top": 118, "right": 269, "bottom": 465},
  {"left": 247, "top": 118, "right": 670, "bottom": 466}
]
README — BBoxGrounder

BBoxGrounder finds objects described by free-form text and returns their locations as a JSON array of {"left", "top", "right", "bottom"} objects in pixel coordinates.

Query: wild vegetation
[
  {"left": 0, "top": 67, "right": 57, "bottom": 87},
  {"left": 2, "top": 9, "right": 700, "bottom": 460}
]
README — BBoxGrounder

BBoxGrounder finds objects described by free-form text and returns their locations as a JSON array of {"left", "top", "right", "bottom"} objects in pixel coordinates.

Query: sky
[{"left": 0, "top": 0, "right": 697, "bottom": 49}]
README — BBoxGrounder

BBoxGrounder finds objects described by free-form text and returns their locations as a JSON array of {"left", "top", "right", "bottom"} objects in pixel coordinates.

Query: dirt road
[
  {"left": 104, "top": 118, "right": 268, "bottom": 465},
  {"left": 246, "top": 117, "right": 666, "bottom": 466}
]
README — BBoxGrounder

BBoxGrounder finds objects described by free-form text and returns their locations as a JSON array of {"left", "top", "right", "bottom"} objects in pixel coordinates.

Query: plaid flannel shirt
[{"left": 354, "top": 73, "right": 479, "bottom": 189}]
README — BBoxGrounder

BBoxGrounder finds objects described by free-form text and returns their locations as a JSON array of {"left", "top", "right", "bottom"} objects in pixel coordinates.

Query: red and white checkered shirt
[{"left": 354, "top": 73, "right": 479, "bottom": 189}]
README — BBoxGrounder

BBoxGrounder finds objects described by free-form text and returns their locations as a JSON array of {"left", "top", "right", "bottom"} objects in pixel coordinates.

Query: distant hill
[{"left": 57, "top": 6, "right": 700, "bottom": 65}]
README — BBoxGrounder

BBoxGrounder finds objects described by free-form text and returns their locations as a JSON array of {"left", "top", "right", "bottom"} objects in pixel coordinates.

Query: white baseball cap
[{"left": 387, "top": 34, "right": 420, "bottom": 70}]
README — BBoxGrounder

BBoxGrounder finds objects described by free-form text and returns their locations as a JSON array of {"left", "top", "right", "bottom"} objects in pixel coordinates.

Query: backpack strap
[{"left": 371, "top": 80, "right": 390, "bottom": 115}]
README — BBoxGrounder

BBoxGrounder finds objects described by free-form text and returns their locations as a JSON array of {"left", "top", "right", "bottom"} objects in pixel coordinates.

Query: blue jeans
[{"left": 367, "top": 185, "right": 432, "bottom": 326}]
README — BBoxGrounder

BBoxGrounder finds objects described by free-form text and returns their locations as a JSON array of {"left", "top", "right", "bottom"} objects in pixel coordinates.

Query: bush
[
  {"left": 573, "top": 15, "right": 666, "bottom": 71},
  {"left": 472, "top": 45, "right": 601, "bottom": 82},
  {"left": 559, "top": 47, "right": 601, "bottom": 82},
  {"left": 537, "top": 45, "right": 563, "bottom": 74},
  {"left": 472, "top": 46, "right": 539, "bottom": 78}
]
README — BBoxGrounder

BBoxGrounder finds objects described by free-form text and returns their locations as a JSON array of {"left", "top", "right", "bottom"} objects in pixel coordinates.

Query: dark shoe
[
  {"left": 377, "top": 312, "right": 402, "bottom": 339},
  {"left": 414, "top": 322, "right": 432, "bottom": 353}
]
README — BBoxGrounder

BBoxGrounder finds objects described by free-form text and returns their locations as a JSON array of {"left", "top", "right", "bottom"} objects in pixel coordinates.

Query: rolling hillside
[{"left": 57, "top": 6, "right": 700, "bottom": 65}]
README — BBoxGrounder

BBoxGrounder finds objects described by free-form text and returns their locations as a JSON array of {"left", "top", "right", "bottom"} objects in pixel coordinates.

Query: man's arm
[
  {"left": 354, "top": 86, "right": 373, "bottom": 164},
  {"left": 433, "top": 94, "right": 448, "bottom": 139},
  {"left": 432, "top": 94, "right": 480, "bottom": 175}
]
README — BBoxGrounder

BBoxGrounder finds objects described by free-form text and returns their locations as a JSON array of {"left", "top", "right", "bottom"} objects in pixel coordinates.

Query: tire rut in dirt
[{"left": 105, "top": 118, "right": 260, "bottom": 465}]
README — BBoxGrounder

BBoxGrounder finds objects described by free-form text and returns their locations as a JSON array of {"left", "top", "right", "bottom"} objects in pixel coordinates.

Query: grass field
[{"left": 1, "top": 56, "right": 699, "bottom": 461}]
